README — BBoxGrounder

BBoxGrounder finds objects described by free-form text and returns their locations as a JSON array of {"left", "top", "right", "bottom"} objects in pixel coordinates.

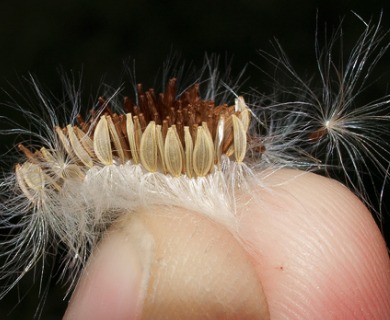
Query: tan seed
[
  {"left": 232, "top": 115, "right": 247, "bottom": 162},
  {"left": 193, "top": 124, "right": 214, "bottom": 176},
  {"left": 93, "top": 116, "right": 113, "bottom": 165},
  {"left": 184, "top": 126, "right": 194, "bottom": 178},
  {"left": 126, "top": 114, "right": 140, "bottom": 164},
  {"left": 164, "top": 126, "right": 183, "bottom": 177},
  {"left": 140, "top": 121, "right": 158, "bottom": 172},
  {"left": 67, "top": 125, "right": 93, "bottom": 167}
]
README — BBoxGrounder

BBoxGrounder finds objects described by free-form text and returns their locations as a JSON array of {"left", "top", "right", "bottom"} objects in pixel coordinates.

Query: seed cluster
[{"left": 15, "top": 79, "right": 251, "bottom": 201}]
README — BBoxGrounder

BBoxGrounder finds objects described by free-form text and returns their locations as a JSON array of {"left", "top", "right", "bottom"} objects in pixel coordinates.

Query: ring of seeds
[{"left": 16, "top": 78, "right": 251, "bottom": 197}]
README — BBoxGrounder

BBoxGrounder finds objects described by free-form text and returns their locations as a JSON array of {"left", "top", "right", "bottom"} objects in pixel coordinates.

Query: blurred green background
[{"left": 0, "top": 1, "right": 389, "bottom": 318}]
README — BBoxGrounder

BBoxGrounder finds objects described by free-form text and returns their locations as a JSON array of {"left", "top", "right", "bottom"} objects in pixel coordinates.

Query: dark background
[{"left": 0, "top": 1, "right": 389, "bottom": 319}]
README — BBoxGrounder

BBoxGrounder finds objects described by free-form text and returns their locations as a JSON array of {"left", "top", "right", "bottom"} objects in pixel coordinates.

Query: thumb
[{"left": 64, "top": 206, "right": 270, "bottom": 319}]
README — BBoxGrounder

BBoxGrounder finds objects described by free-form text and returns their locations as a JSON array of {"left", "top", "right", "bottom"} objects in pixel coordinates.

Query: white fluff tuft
[{"left": 250, "top": 14, "right": 390, "bottom": 215}]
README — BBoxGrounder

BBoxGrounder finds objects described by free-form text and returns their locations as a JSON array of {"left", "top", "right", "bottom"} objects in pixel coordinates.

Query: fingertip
[
  {"left": 239, "top": 169, "right": 390, "bottom": 319},
  {"left": 135, "top": 208, "right": 269, "bottom": 319},
  {"left": 64, "top": 207, "right": 270, "bottom": 319}
]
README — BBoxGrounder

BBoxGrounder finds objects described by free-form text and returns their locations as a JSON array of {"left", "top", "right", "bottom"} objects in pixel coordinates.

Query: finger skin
[
  {"left": 238, "top": 169, "right": 390, "bottom": 319},
  {"left": 64, "top": 169, "right": 390, "bottom": 319}
]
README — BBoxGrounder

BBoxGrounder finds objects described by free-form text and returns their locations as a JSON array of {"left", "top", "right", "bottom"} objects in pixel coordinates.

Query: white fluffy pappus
[{"left": 0, "top": 16, "right": 390, "bottom": 317}]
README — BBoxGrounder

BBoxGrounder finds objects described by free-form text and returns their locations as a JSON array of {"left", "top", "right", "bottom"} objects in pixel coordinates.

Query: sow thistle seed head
[
  {"left": 16, "top": 78, "right": 250, "bottom": 184},
  {"left": 0, "top": 69, "right": 255, "bottom": 302}
]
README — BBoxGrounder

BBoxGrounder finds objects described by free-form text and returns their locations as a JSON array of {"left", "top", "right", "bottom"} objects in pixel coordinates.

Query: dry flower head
[{"left": 15, "top": 78, "right": 251, "bottom": 200}]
